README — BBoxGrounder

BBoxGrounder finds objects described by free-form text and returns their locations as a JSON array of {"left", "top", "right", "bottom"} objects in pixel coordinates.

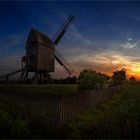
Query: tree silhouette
[
  {"left": 111, "top": 68, "right": 126, "bottom": 85},
  {"left": 78, "top": 69, "right": 109, "bottom": 90},
  {"left": 129, "top": 76, "right": 136, "bottom": 82}
]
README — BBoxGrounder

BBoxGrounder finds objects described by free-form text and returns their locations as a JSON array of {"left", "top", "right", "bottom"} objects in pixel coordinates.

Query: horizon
[{"left": 0, "top": 1, "right": 140, "bottom": 80}]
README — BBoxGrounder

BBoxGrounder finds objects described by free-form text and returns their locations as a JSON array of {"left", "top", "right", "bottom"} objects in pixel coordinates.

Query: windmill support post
[{"left": 0, "top": 16, "right": 75, "bottom": 84}]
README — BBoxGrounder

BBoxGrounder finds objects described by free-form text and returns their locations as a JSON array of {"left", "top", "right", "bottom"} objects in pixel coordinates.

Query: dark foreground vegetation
[
  {"left": 0, "top": 84, "right": 77, "bottom": 95},
  {"left": 0, "top": 83, "right": 139, "bottom": 139}
]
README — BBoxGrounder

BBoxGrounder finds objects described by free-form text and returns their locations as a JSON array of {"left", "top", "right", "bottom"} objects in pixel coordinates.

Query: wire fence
[{"left": 0, "top": 85, "right": 121, "bottom": 125}]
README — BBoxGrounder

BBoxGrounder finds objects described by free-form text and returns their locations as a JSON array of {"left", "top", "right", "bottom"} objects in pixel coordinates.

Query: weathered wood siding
[
  {"left": 26, "top": 29, "right": 55, "bottom": 72},
  {"left": 38, "top": 44, "right": 54, "bottom": 72}
]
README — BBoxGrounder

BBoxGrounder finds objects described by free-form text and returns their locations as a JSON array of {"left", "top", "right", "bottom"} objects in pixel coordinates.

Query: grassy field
[
  {"left": 59, "top": 83, "right": 140, "bottom": 139},
  {"left": 0, "top": 84, "right": 78, "bottom": 95},
  {"left": 0, "top": 83, "right": 139, "bottom": 138}
]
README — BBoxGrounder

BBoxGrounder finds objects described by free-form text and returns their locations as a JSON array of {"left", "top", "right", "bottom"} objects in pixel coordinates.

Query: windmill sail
[
  {"left": 0, "top": 16, "right": 75, "bottom": 82},
  {"left": 55, "top": 49, "right": 74, "bottom": 76},
  {"left": 53, "top": 15, "right": 75, "bottom": 45},
  {"left": 53, "top": 15, "right": 75, "bottom": 76}
]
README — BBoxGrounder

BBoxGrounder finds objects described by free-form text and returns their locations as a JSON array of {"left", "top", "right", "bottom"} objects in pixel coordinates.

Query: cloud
[
  {"left": 56, "top": 42, "right": 140, "bottom": 78},
  {"left": 54, "top": 22, "right": 140, "bottom": 79},
  {"left": 0, "top": 54, "right": 22, "bottom": 76},
  {"left": 1, "top": 33, "right": 140, "bottom": 79},
  {"left": 127, "top": 37, "right": 133, "bottom": 41},
  {"left": 121, "top": 39, "right": 140, "bottom": 49},
  {"left": 1, "top": 8, "right": 140, "bottom": 79},
  {"left": 121, "top": 42, "right": 137, "bottom": 49},
  {"left": 53, "top": 49, "right": 140, "bottom": 79},
  {"left": 0, "top": 35, "right": 23, "bottom": 55},
  {"left": 70, "top": 25, "right": 91, "bottom": 45}
]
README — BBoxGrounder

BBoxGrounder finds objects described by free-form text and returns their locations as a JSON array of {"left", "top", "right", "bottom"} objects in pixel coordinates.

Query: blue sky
[{"left": 1, "top": 1, "right": 140, "bottom": 79}]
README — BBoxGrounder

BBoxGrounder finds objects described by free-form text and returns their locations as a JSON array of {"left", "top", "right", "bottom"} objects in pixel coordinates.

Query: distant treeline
[
  {"left": 52, "top": 76, "right": 77, "bottom": 84},
  {"left": 0, "top": 68, "right": 137, "bottom": 86}
]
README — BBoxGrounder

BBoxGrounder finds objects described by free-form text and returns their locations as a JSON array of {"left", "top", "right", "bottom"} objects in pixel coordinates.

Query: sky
[{"left": 0, "top": 1, "right": 140, "bottom": 79}]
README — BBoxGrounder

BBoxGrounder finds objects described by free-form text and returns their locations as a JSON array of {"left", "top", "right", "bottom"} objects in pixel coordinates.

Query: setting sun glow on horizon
[
  {"left": 0, "top": 2, "right": 140, "bottom": 80},
  {"left": 67, "top": 52, "right": 140, "bottom": 80}
]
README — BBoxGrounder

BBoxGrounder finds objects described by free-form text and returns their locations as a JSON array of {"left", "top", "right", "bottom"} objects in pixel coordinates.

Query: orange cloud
[{"left": 66, "top": 52, "right": 140, "bottom": 80}]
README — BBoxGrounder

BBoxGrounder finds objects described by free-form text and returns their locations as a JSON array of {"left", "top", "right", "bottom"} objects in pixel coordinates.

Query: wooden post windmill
[{"left": 20, "top": 15, "right": 75, "bottom": 83}]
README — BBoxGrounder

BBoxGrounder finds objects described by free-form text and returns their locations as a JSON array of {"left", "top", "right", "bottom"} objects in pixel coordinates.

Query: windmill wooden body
[
  {"left": 0, "top": 16, "right": 74, "bottom": 83},
  {"left": 21, "top": 16, "right": 74, "bottom": 82}
]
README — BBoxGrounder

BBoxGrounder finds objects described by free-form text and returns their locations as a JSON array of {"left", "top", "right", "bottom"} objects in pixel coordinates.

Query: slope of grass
[
  {"left": 0, "top": 83, "right": 139, "bottom": 138},
  {"left": 0, "top": 84, "right": 78, "bottom": 95},
  {"left": 59, "top": 83, "right": 140, "bottom": 139}
]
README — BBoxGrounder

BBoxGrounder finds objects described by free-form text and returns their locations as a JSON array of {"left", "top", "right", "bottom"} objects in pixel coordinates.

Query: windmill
[
  {"left": 0, "top": 16, "right": 75, "bottom": 83},
  {"left": 20, "top": 15, "right": 75, "bottom": 82}
]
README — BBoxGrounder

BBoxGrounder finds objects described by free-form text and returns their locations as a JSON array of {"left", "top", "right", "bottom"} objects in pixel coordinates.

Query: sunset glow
[
  {"left": 127, "top": 65, "right": 140, "bottom": 79},
  {"left": 0, "top": 2, "right": 140, "bottom": 80}
]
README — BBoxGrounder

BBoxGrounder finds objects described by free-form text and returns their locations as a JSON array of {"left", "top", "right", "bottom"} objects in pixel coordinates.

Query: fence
[{"left": 0, "top": 85, "right": 121, "bottom": 125}]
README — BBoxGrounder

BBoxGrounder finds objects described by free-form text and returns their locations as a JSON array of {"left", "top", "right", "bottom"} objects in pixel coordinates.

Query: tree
[
  {"left": 111, "top": 68, "right": 126, "bottom": 85},
  {"left": 129, "top": 76, "right": 136, "bottom": 82},
  {"left": 78, "top": 69, "right": 109, "bottom": 90},
  {"left": 52, "top": 76, "right": 77, "bottom": 84}
]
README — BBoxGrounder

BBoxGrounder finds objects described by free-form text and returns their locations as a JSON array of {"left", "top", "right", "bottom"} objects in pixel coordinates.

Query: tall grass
[
  {"left": 0, "top": 84, "right": 78, "bottom": 95},
  {"left": 59, "top": 84, "right": 140, "bottom": 139},
  {"left": 0, "top": 83, "right": 139, "bottom": 138}
]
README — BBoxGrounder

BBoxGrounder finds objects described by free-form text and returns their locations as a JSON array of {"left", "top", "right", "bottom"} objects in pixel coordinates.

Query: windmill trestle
[{"left": 0, "top": 16, "right": 75, "bottom": 83}]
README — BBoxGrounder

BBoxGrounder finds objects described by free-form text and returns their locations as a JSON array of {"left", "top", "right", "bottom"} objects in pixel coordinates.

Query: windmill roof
[{"left": 31, "top": 28, "right": 54, "bottom": 49}]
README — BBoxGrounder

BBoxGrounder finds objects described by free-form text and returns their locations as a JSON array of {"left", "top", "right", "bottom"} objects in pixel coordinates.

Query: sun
[
  {"left": 132, "top": 67, "right": 140, "bottom": 73},
  {"left": 127, "top": 64, "right": 140, "bottom": 80}
]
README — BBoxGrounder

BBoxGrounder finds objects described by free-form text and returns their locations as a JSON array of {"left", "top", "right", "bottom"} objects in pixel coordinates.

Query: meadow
[
  {"left": 60, "top": 83, "right": 140, "bottom": 139},
  {"left": 0, "top": 83, "right": 139, "bottom": 138},
  {"left": 0, "top": 84, "right": 78, "bottom": 95}
]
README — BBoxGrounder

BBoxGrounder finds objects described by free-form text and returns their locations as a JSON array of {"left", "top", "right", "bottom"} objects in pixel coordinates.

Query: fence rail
[{"left": 0, "top": 85, "right": 121, "bottom": 125}]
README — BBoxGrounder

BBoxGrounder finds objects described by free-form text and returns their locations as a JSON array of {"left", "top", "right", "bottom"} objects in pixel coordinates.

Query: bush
[
  {"left": 111, "top": 68, "right": 126, "bottom": 85},
  {"left": 78, "top": 69, "right": 109, "bottom": 90}
]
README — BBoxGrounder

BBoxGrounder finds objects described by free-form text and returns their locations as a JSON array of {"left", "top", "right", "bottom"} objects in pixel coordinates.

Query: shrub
[
  {"left": 78, "top": 69, "right": 109, "bottom": 90},
  {"left": 111, "top": 68, "right": 126, "bottom": 85}
]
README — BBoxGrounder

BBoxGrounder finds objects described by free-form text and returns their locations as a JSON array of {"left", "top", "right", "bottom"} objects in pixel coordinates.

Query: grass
[
  {"left": 0, "top": 83, "right": 139, "bottom": 138},
  {"left": 0, "top": 84, "right": 78, "bottom": 95},
  {"left": 59, "top": 83, "right": 140, "bottom": 139}
]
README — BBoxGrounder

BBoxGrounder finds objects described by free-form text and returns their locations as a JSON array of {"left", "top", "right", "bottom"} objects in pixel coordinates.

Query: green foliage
[
  {"left": 111, "top": 68, "right": 126, "bottom": 85},
  {"left": 0, "top": 84, "right": 78, "bottom": 95},
  {"left": 0, "top": 83, "right": 140, "bottom": 139},
  {"left": 59, "top": 84, "right": 140, "bottom": 139},
  {"left": 0, "top": 107, "right": 29, "bottom": 138},
  {"left": 53, "top": 76, "right": 77, "bottom": 84},
  {"left": 78, "top": 69, "right": 109, "bottom": 90}
]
